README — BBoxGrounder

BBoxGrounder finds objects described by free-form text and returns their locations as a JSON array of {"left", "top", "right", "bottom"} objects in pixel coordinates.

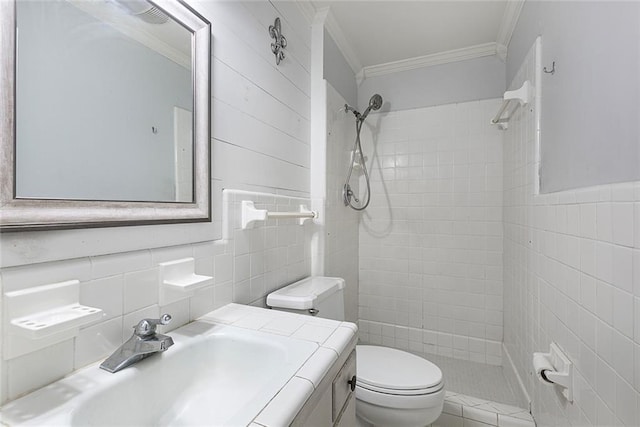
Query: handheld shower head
[
  {"left": 361, "top": 94, "right": 383, "bottom": 120},
  {"left": 369, "top": 94, "right": 383, "bottom": 110}
]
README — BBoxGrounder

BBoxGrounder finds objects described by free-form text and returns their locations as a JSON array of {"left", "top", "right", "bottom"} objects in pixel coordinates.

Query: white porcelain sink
[{"left": 1, "top": 321, "right": 318, "bottom": 426}]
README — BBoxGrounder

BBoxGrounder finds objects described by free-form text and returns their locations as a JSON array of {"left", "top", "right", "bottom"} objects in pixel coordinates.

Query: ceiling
[{"left": 308, "top": 1, "right": 523, "bottom": 76}]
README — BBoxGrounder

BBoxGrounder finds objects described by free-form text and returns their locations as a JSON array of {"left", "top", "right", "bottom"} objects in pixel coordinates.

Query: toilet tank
[{"left": 266, "top": 276, "right": 345, "bottom": 321}]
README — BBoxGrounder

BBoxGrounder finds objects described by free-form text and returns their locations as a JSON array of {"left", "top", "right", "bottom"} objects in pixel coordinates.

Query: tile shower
[{"left": 356, "top": 99, "right": 505, "bottom": 366}]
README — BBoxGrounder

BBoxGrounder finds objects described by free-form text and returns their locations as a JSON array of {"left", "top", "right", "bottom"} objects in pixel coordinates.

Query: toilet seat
[
  {"left": 356, "top": 383, "right": 445, "bottom": 409},
  {"left": 356, "top": 345, "right": 443, "bottom": 392},
  {"left": 358, "top": 380, "right": 444, "bottom": 396}
]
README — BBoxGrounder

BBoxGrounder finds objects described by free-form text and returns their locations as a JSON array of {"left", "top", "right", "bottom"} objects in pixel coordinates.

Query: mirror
[{"left": 0, "top": 0, "right": 211, "bottom": 230}]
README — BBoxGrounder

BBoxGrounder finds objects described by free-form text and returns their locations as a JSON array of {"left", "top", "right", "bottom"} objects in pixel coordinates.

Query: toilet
[{"left": 266, "top": 276, "right": 445, "bottom": 427}]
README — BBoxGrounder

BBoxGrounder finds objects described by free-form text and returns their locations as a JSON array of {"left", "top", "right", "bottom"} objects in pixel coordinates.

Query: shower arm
[{"left": 344, "top": 104, "right": 361, "bottom": 120}]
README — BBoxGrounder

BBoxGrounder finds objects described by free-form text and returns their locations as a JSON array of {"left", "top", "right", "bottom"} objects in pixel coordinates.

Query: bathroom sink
[{"left": 1, "top": 321, "right": 318, "bottom": 426}]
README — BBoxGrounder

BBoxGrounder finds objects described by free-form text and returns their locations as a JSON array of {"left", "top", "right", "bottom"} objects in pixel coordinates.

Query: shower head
[
  {"left": 361, "top": 94, "right": 383, "bottom": 120},
  {"left": 369, "top": 94, "right": 383, "bottom": 110}
]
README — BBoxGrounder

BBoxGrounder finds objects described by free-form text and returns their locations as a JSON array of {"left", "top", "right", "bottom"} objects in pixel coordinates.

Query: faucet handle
[{"left": 134, "top": 314, "right": 172, "bottom": 337}]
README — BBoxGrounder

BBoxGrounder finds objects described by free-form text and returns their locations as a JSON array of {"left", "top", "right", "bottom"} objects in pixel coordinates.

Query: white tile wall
[
  {"left": 0, "top": 190, "right": 313, "bottom": 404},
  {"left": 0, "top": 0, "right": 314, "bottom": 405},
  {"left": 358, "top": 99, "right": 505, "bottom": 365},
  {"left": 503, "top": 36, "right": 640, "bottom": 426}
]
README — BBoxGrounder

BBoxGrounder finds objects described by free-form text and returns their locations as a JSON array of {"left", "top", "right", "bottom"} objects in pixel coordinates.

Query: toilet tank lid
[{"left": 266, "top": 276, "right": 345, "bottom": 310}]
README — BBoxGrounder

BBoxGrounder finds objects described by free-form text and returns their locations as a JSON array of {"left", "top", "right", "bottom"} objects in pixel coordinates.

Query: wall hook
[
  {"left": 269, "top": 17, "right": 287, "bottom": 65},
  {"left": 543, "top": 61, "right": 555, "bottom": 75}
]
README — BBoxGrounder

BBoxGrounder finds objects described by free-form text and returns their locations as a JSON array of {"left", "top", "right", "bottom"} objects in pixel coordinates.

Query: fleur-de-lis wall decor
[{"left": 269, "top": 17, "right": 286, "bottom": 65}]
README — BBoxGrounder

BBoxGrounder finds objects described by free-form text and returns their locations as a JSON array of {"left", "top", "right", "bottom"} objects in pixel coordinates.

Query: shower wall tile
[
  {"left": 503, "top": 38, "right": 640, "bottom": 426},
  {"left": 358, "top": 99, "right": 504, "bottom": 364}
]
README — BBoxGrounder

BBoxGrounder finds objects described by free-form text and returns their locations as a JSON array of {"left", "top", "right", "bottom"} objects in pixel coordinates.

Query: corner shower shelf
[
  {"left": 10, "top": 304, "right": 103, "bottom": 339},
  {"left": 241, "top": 200, "right": 317, "bottom": 229}
]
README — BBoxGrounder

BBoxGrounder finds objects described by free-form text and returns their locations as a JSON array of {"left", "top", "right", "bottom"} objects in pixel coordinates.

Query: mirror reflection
[{"left": 16, "top": 0, "right": 194, "bottom": 203}]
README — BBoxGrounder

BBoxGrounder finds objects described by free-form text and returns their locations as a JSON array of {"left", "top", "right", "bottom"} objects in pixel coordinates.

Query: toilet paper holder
[{"left": 533, "top": 342, "right": 573, "bottom": 402}]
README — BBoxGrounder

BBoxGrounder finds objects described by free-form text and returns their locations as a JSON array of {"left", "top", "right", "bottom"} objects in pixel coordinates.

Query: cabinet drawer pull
[{"left": 347, "top": 375, "right": 357, "bottom": 391}]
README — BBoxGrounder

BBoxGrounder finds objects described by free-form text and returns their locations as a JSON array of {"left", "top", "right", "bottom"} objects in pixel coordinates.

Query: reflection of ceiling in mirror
[{"left": 65, "top": 0, "right": 191, "bottom": 69}]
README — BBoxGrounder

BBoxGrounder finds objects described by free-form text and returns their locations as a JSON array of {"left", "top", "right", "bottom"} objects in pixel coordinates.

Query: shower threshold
[{"left": 422, "top": 354, "right": 535, "bottom": 426}]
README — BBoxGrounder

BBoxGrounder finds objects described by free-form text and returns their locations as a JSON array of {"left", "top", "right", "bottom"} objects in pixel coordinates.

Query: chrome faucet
[{"left": 100, "top": 314, "right": 174, "bottom": 373}]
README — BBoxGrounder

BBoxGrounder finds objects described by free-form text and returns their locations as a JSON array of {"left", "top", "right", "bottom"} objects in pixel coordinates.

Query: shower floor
[
  {"left": 425, "top": 353, "right": 524, "bottom": 407},
  {"left": 422, "top": 354, "right": 535, "bottom": 427}
]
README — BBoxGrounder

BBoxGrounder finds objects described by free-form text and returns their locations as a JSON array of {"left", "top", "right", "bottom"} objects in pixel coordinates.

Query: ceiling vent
[{"left": 111, "top": 0, "right": 169, "bottom": 24}]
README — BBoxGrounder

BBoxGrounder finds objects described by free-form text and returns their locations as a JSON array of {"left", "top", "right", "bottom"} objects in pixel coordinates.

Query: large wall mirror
[{"left": 0, "top": 0, "right": 211, "bottom": 231}]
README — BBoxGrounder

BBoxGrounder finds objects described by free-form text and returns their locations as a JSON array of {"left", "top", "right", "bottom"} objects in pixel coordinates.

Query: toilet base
[{"left": 356, "top": 397, "right": 443, "bottom": 427}]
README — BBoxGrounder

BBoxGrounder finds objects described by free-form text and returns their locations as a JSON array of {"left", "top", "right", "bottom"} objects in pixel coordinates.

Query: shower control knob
[{"left": 348, "top": 375, "right": 357, "bottom": 391}]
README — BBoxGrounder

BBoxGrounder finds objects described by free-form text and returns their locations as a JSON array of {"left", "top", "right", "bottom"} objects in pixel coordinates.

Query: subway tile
[
  {"left": 214, "top": 253, "right": 233, "bottom": 284},
  {"left": 159, "top": 298, "right": 190, "bottom": 333},
  {"left": 150, "top": 245, "right": 194, "bottom": 264},
  {"left": 1, "top": 258, "right": 92, "bottom": 292},
  {"left": 596, "top": 203, "right": 613, "bottom": 242},
  {"left": 613, "top": 246, "right": 633, "bottom": 293},
  {"left": 595, "top": 241, "right": 614, "bottom": 284},
  {"left": 80, "top": 276, "right": 124, "bottom": 321},
  {"left": 612, "top": 289, "right": 634, "bottom": 339},
  {"left": 612, "top": 203, "right": 634, "bottom": 247},
  {"left": 74, "top": 317, "right": 123, "bottom": 369},
  {"left": 90, "top": 250, "right": 151, "bottom": 279},
  {"left": 579, "top": 204, "right": 597, "bottom": 239},
  {"left": 123, "top": 268, "right": 159, "bottom": 314},
  {"left": 612, "top": 331, "right": 634, "bottom": 382}
]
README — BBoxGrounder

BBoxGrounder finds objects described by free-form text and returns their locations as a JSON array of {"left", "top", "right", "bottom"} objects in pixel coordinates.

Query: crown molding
[
  {"left": 302, "top": 0, "right": 524, "bottom": 79},
  {"left": 362, "top": 42, "right": 499, "bottom": 79},
  {"left": 496, "top": 0, "right": 525, "bottom": 56}
]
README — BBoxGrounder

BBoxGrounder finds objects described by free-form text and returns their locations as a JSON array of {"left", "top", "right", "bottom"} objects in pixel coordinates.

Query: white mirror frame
[{"left": 0, "top": 0, "right": 211, "bottom": 231}]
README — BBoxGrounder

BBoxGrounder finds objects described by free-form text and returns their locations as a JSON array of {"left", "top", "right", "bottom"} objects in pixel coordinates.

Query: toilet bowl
[
  {"left": 355, "top": 345, "right": 444, "bottom": 427},
  {"left": 266, "top": 277, "right": 446, "bottom": 427}
]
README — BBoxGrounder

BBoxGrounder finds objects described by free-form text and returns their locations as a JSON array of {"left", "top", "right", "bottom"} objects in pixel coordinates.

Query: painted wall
[
  {"left": 357, "top": 99, "right": 505, "bottom": 366},
  {"left": 507, "top": 1, "right": 640, "bottom": 193},
  {"left": 357, "top": 55, "right": 505, "bottom": 113},
  {"left": 16, "top": 0, "right": 191, "bottom": 202},
  {"left": 503, "top": 34, "right": 640, "bottom": 426},
  {"left": 0, "top": 0, "right": 313, "bottom": 404},
  {"left": 323, "top": 29, "right": 357, "bottom": 108}
]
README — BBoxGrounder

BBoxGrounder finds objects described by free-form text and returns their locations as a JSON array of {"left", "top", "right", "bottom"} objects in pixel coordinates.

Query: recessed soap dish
[{"left": 10, "top": 304, "right": 103, "bottom": 339}]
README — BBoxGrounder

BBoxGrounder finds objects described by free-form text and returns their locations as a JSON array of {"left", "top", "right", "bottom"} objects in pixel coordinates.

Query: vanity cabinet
[
  {"left": 292, "top": 338, "right": 357, "bottom": 426},
  {"left": 332, "top": 350, "right": 357, "bottom": 425}
]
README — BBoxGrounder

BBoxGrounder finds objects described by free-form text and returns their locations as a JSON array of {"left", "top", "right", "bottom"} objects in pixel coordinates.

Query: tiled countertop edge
[{"left": 198, "top": 304, "right": 358, "bottom": 427}]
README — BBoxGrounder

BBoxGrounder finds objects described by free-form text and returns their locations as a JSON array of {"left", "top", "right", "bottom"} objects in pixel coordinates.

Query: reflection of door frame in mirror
[{"left": 0, "top": 0, "right": 211, "bottom": 231}]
